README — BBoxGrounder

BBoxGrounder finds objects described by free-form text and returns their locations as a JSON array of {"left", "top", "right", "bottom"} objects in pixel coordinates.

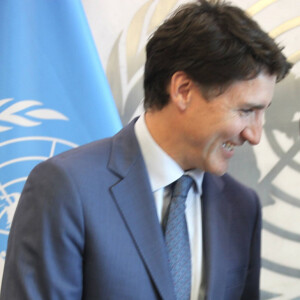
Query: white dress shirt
[{"left": 134, "top": 114, "right": 204, "bottom": 300}]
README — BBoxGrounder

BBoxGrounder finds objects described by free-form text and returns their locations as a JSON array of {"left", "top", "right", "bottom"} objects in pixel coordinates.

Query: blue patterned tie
[{"left": 165, "top": 175, "right": 193, "bottom": 300}]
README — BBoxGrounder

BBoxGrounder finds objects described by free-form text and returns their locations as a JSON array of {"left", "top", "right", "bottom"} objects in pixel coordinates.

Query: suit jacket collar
[
  {"left": 201, "top": 173, "right": 232, "bottom": 299},
  {"left": 108, "top": 119, "right": 175, "bottom": 300}
]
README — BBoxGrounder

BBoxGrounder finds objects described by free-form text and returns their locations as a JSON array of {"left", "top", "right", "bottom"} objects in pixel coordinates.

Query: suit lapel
[
  {"left": 202, "top": 173, "right": 232, "bottom": 300},
  {"left": 108, "top": 120, "right": 175, "bottom": 300}
]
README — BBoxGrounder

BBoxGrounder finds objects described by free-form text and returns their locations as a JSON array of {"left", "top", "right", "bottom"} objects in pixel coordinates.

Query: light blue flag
[{"left": 0, "top": 0, "right": 122, "bottom": 273}]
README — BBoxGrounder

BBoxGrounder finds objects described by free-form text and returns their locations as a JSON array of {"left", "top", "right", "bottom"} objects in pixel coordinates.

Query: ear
[{"left": 169, "top": 71, "right": 193, "bottom": 111}]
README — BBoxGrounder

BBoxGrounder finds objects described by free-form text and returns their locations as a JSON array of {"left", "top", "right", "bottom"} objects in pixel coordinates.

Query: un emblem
[{"left": 0, "top": 98, "right": 78, "bottom": 274}]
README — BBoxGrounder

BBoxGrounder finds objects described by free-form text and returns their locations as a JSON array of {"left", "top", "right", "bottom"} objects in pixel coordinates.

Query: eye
[{"left": 239, "top": 108, "right": 253, "bottom": 116}]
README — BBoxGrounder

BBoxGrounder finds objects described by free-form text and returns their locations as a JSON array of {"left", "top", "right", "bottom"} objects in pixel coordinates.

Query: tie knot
[{"left": 172, "top": 175, "right": 194, "bottom": 199}]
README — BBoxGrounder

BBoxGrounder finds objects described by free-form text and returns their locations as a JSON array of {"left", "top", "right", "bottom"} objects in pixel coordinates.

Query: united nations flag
[{"left": 0, "top": 0, "right": 122, "bottom": 283}]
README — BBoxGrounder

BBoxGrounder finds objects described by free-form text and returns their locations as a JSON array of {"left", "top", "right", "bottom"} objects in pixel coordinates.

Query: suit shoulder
[
  {"left": 53, "top": 137, "right": 113, "bottom": 163},
  {"left": 222, "top": 173, "right": 258, "bottom": 199},
  {"left": 206, "top": 172, "right": 261, "bottom": 215},
  {"left": 41, "top": 119, "right": 136, "bottom": 171}
]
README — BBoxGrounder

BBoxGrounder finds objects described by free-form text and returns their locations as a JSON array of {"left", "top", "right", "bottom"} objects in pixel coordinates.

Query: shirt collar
[
  {"left": 134, "top": 113, "right": 204, "bottom": 193},
  {"left": 186, "top": 169, "right": 204, "bottom": 195}
]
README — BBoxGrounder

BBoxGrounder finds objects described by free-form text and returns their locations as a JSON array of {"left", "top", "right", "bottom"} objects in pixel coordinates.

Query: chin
[
  {"left": 210, "top": 170, "right": 226, "bottom": 176},
  {"left": 205, "top": 164, "right": 227, "bottom": 176}
]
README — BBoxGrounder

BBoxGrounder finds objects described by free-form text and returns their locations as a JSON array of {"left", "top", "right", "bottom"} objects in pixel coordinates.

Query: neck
[{"left": 145, "top": 108, "right": 188, "bottom": 170}]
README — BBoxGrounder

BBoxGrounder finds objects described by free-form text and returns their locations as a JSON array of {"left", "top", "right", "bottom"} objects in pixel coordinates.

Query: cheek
[
  {"left": 223, "top": 115, "right": 246, "bottom": 136},
  {"left": 201, "top": 132, "right": 222, "bottom": 157}
]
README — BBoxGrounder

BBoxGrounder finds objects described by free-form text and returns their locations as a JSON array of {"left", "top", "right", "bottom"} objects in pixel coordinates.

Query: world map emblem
[{"left": 0, "top": 98, "right": 78, "bottom": 274}]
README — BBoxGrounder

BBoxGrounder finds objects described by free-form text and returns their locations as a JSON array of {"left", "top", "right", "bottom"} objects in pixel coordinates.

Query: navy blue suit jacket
[{"left": 1, "top": 119, "right": 261, "bottom": 300}]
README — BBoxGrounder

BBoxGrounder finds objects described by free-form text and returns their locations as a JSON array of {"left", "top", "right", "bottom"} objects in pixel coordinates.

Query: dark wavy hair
[{"left": 143, "top": 0, "right": 292, "bottom": 110}]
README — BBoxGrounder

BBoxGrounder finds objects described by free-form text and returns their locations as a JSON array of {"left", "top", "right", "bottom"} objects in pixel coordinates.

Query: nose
[{"left": 241, "top": 121, "right": 263, "bottom": 145}]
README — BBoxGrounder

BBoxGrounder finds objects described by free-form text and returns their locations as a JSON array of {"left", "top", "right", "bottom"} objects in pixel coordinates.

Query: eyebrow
[{"left": 243, "top": 102, "right": 272, "bottom": 110}]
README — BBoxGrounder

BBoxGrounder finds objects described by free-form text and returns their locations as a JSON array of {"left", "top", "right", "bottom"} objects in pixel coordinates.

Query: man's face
[{"left": 179, "top": 72, "right": 276, "bottom": 175}]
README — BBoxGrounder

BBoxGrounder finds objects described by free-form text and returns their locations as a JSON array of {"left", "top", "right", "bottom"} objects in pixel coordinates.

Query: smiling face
[{"left": 176, "top": 72, "right": 276, "bottom": 175}]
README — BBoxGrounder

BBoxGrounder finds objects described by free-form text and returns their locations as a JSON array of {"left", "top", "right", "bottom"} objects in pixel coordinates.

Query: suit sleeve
[
  {"left": 241, "top": 191, "right": 262, "bottom": 300},
  {"left": 0, "top": 160, "right": 85, "bottom": 300}
]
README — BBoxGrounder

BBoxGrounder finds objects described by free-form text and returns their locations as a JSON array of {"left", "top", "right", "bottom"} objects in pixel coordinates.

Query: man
[{"left": 0, "top": 1, "right": 291, "bottom": 299}]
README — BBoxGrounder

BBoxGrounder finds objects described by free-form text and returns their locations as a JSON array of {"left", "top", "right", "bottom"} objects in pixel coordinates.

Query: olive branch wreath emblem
[
  {"left": 106, "top": 0, "right": 179, "bottom": 125},
  {"left": 0, "top": 98, "right": 68, "bottom": 133}
]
